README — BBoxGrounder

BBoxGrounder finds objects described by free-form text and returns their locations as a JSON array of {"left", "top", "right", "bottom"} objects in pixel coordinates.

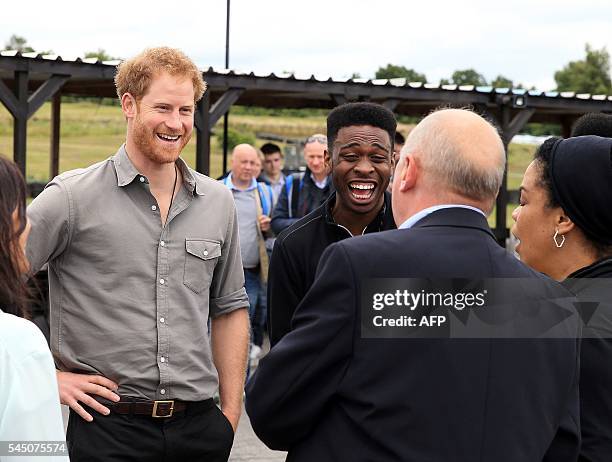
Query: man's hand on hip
[{"left": 56, "top": 371, "right": 120, "bottom": 422}]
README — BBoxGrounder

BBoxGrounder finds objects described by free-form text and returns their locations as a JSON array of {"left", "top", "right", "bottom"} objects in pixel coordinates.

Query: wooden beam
[
  {"left": 50, "top": 93, "right": 61, "bottom": 179},
  {"left": 27, "top": 75, "right": 70, "bottom": 119},
  {"left": 505, "top": 108, "right": 536, "bottom": 140},
  {"left": 0, "top": 55, "right": 116, "bottom": 79},
  {"left": 472, "top": 103, "right": 498, "bottom": 124},
  {"left": 195, "top": 92, "right": 211, "bottom": 175},
  {"left": 209, "top": 88, "right": 244, "bottom": 129},
  {"left": 561, "top": 116, "right": 576, "bottom": 138},
  {"left": 0, "top": 78, "right": 20, "bottom": 117},
  {"left": 382, "top": 99, "right": 400, "bottom": 112},
  {"left": 13, "top": 71, "right": 28, "bottom": 174},
  {"left": 331, "top": 94, "right": 347, "bottom": 106}
]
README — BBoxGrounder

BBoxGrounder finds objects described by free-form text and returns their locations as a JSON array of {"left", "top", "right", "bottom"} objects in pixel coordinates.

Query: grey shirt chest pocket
[{"left": 184, "top": 238, "right": 222, "bottom": 293}]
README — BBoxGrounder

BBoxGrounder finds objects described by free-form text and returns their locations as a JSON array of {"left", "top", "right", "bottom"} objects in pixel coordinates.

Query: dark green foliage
[
  {"left": 225, "top": 128, "right": 256, "bottom": 150},
  {"left": 374, "top": 64, "right": 427, "bottom": 82},
  {"left": 442, "top": 69, "right": 488, "bottom": 86},
  {"left": 491, "top": 75, "right": 513, "bottom": 88},
  {"left": 555, "top": 44, "right": 612, "bottom": 95},
  {"left": 83, "top": 49, "right": 119, "bottom": 61}
]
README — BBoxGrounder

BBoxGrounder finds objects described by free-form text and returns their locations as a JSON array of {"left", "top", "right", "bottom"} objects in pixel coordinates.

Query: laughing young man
[
  {"left": 266, "top": 102, "right": 397, "bottom": 346},
  {"left": 27, "top": 47, "right": 249, "bottom": 462}
]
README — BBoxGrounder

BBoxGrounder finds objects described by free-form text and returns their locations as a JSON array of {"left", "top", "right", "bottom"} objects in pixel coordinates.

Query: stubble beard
[{"left": 132, "top": 114, "right": 191, "bottom": 165}]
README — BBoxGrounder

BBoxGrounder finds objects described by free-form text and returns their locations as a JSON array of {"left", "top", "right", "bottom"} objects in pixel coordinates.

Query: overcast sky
[{"left": 3, "top": 0, "right": 611, "bottom": 91}]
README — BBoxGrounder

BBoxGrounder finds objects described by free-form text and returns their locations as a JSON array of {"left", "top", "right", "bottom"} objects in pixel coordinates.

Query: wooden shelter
[{"left": 2, "top": 51, "right": 612, "bottom": 243}]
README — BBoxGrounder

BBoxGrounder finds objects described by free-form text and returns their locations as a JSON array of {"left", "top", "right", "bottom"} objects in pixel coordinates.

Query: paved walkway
[{"left": 230, "top": 339, "right": 286, "bottom": 461}]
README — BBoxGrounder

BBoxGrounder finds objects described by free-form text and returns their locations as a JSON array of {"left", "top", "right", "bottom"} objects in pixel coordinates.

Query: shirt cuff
[{"left": 210, "top": 287, "right": 249, "bottom": 318}]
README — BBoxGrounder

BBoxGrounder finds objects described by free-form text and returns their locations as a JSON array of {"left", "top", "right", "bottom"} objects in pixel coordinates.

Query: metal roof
[
  {"left": 2, "top": 49, "right": 611, "bottom": 101},
  {"left": 2, "top": 50, "right": 612, "bottom": 126}
]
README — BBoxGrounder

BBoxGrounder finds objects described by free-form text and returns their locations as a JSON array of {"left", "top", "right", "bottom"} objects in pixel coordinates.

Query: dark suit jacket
[{"left": 246, "top": 208, "right": 580, "bottom": 462}]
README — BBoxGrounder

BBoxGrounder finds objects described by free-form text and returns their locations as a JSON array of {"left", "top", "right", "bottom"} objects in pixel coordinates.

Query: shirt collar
[
  {"left": 112, "top": 144, "right": 204, "bottom": 196},
  {"left": 224, "top": 173, "right": 258, "bottom": 191},
  {"left": 261, "top": 172, "right": 285, "bottom": 186},
  {"left": 310, "top": 173, "right": 329, "bottom": 189},
  {"left": 399, "top": 205, "right": 486, "bottom": 229},
  {"left": 323, "top": 191, "right": 389, "bottom": 234},
  {"left": 112, "top": 145, "right": 141, "bottom": 187}
]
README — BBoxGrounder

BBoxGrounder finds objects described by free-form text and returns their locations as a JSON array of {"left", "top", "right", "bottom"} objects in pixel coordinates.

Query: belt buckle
[{"left": 152, "top": 400, "right": 174, "bottom": 418}]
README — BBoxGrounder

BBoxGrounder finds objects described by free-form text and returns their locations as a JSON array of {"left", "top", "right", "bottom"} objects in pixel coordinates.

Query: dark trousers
[
  {"left": 67, "top": 400, "right": 234, "bottom": 462},
  {"left": 244, "top": 267, "right": 266, "bottom": 347}
]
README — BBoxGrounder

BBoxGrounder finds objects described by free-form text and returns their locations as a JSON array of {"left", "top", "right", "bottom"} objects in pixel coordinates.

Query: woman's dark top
[{"left": 564, "top": 257, "right": 612, "bottom": 462}]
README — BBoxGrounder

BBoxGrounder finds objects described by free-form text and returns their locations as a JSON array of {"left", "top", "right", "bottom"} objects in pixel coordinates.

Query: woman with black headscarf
[{"left": 511, "top": 135, "right": 612, "bottom": 462}]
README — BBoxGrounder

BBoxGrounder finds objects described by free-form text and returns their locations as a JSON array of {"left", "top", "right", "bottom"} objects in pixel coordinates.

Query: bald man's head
[
  {"left": 400, "top": 108, "right": 505, "bottom": 211},
  {"left": 231, "top": 144, "right": 259, "bottom": 187}
]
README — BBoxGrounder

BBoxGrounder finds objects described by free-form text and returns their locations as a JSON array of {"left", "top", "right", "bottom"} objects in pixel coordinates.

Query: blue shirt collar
[
  {"left": 224, "top": 173, "right": 257, "bottom": 191},
  {"left": 399, "top": 205, "right": 486, "bottom": 229}
]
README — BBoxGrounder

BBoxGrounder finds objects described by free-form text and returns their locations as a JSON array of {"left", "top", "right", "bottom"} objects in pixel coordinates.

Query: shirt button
[
  {"left": 151, "top": 205, "right": 157, "bottom": 211},
  {"left": 139, "top": 176, "right": 145, "bottom": 183},
  {"left": 159, "top": 278, "right": 165, "bottom": 285},
  {"left": 203, "top": 250, "right": 209, "bottom": 256},
  {"left": 160, "top": 317, "right": 165, "bottom": 323},
  {"left": 160, "top": 241, "right": 166, "bottom": 247},
  {"left": 160, "top": 389, "right": 166, "bottom": 395},
  {"left": 160, "top": 356, "right": 166, "bottom": 363}
]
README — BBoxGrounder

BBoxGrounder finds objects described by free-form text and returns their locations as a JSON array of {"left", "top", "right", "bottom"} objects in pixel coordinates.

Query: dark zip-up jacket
[
  {"left": 267, "top": 191, "right": 395, "bottom": 346},
  {"left": 270, "top": 168, "right": 333, "bottom": 234}
]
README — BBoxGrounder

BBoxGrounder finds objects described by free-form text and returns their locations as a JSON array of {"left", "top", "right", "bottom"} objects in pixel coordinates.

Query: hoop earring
[{"left": 553, "top": 230, "right": 565, "bottom": 248}]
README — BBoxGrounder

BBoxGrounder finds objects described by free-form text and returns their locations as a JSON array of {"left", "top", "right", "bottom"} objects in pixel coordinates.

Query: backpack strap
[
  {"left": 290, "top": 172, "right": 305, "bottom": 218},
  {"left": 283, "top": 174, "right": 293, "bottom": 218},
  {"left": 257, "top": 182, "right": 274, "bottom": 216}
]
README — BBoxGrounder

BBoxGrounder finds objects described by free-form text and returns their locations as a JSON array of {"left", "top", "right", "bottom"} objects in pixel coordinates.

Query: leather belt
[{"left": 108, "top": 398, "right": 213, "bottom": 418}]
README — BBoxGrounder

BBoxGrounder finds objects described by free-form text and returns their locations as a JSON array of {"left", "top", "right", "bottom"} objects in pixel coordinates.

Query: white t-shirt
[{"left": 0, "top": 309, "right": 68, "bottom": 461}]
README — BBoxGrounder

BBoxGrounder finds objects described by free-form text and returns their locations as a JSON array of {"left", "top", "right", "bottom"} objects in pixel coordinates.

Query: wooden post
[
  {"left": 13, "top": 71, "right": 28, "bottom": 175},
  {"left": 50, "top": 93, "right": 61, "bottom": 178},
  {"left": 560, "top": 116, "right": 575, "bottom": 138},
  {"left": 195, "top": 91, "right": 211, "bottom": 175},
  {"left": 495, "top": 105, "right": 511, "bottom": 246}
]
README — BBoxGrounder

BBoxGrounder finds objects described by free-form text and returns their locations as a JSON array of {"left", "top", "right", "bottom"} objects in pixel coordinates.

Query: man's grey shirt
[
  {"left": 224, "top": 174, "right": 259, "bottom": 269},
  {"left": 27, "top": 145, "right": 249, "bottom": 401}
]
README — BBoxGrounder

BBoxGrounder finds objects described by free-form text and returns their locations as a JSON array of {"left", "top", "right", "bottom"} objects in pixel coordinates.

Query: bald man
[
  {"left": 222, "top": 144, "right": 274, "bottom": 358},
  {"left": 246, "top": 109, "right": 580, "bottom": 461}
]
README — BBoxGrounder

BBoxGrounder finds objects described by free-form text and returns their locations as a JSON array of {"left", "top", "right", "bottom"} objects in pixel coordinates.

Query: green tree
[
  {"left": 375, "top": 64, "right": 427, "bottom": 82},
  {"left": 4, "top": 34, "right": 34, "bottom": 52},
  {"left": 491, "top": 75, "right": 513, "bottom": 88},
  {"left": 83, "top": 48, "right": 118, "bottom": 61},
  {"left": 444, "top": 68, "right": 488, "bottom": 86},
  {"left": 554, "top": 44, "right": 612, "bottom": 94},
  {"left": 3, "top": 34, "right": 53, "bottom": 54},
  {"left": 224, "top": 128, "right": 256, "bottom": 151}
]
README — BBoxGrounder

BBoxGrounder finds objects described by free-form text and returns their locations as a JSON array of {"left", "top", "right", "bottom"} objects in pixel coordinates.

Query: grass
[{"left": 0, "top": 101, "right": 536, "bottom": 228}]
